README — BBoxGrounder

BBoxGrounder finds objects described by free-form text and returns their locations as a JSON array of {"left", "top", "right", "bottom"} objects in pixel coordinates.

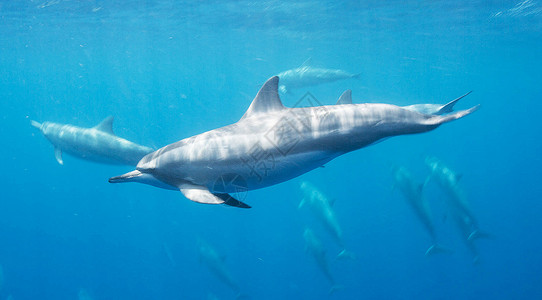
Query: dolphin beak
[{"left": 109, "top": 170, "right": 142, "bottom": 183}]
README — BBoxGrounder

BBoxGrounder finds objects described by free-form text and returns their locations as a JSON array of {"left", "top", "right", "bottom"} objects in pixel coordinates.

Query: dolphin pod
[
  {"left": 109, "top": 76, "right": 478, "bottom": 208},
  {"left": 31, "top": 116, "right": 153, "bottom": 166}
]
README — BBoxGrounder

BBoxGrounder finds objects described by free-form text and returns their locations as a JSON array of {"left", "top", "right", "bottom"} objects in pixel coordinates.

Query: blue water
[{"left": 1, "top": 1, "right": 541, "bottom": 299}]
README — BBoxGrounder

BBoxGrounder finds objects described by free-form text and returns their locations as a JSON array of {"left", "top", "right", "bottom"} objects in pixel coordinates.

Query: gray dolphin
[
  {"left": 31, "top": 116, "right": 153, "bottom": 166},
  {"left": 276, "top": 59, "right": 359, "bottom": 94},
  {"left": 299, "top": 181, "right": 354, "bottom": 260},
  {"left": 392, "top": 166, "right": 450, "bottom": 256},
  {"left": 197, "top": 239, "right": 240, "bottom": 294},
  {"left": 109, "top": 76, "right": 478, "bottom": 208},
  {"left": 425, "top": 156, "right": 490, "bottom": 263}
]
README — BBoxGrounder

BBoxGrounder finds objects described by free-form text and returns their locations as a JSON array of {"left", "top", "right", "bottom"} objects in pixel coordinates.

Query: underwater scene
[{"left": 1, "top": 1, "right": 541, "bottom": 299}]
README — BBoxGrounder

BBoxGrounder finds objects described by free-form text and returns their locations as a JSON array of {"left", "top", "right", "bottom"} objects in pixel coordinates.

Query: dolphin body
[
  {"left": 109, "top": 76, "right": 478, "bottom": 208},
  {"left": 392, "top": 166, "right": 449, "bottom": 256},
  {"left": 303, "top": 228, "right": 339, "bottom": 293},
  {"left": 425, "top": 156, "right": 489, "bottom": 263},
  {"left": 276, "top": 59, "right": 359, "bottom": 94},
  {"left": 31, "top": 116, "right": 153, "bottom": 166},
  {"left": 197, "top": 239, "right": 240, "bottom": 294}
]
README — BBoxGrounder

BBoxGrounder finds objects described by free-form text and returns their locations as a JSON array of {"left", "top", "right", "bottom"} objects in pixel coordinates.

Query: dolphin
[
  {"left": 392, "top": 166, "right": 450, "bottom": 256},
  {"left": 31, "top": 116, "right": 153, "bottom": 166},
  {"left": 197, "top": 239, "right": 241, "bottom": 294},
  {"left": 403, "top": 91, "right": 472, "bottom": 115},
  {"left": 109, "top": 76, "right": 478, "bottom": 208},
  {"left": 303, "top": 228, "right": 340, "bottom": 293},
  {"left": 276, "top": 59, "right": 359, "bottom": 94},
  {"left": 299, "top": 181, "right": 354, "bottom": 260},
  {"left": 425, "top": 156, "right": 490, "bottom": 262}
]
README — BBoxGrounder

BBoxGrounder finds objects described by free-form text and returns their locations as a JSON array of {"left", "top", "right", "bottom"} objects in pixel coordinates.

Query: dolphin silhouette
[
  {"left": 276, "top": 58, "right": 360, "bottom": 94},
  {"left": 110, "top": 76, "right": 478, "bottom": 208},
  {"left": 197, "top": 239, "right": 241, "bottom": 293},
  {"left": 31, "top": 116, "right": 153, "bottom": 166}
]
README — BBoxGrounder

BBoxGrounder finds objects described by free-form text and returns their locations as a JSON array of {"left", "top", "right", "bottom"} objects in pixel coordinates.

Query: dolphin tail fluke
[
  {"left": 437, "top": 91, "right": 472, "bottom": 115},
  {"left": 335, "top": 249, "right": 356, "bottom": 261},
  {"left": 427, "top": 105, "right": 480, "bottom": 126},
  {"left": 468, "top": 229, "right": 493, "bottom": 241},
  {"left": 329, "top": 284, "right": 345, "bottom": 296},
  {"left": 425, "top": 244, "right": 453, "bottom": 256},
  {"left": 30, "top": 120, "right": 42, "bottom": 129}
]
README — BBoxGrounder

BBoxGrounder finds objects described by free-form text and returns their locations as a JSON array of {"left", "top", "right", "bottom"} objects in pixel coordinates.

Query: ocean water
[{"left": 1, "top": 1, "right": 541, "bottom": 299}]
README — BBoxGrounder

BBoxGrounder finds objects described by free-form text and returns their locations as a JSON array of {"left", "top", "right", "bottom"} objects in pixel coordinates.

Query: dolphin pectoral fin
[
  {"left": 30, "top": 120, "right": 42, "bottom": 129},
  {"left": 179, "top": 184, "right": 225, "bottom": 205},
  {"left": 54, "top": 147, "right": 64, "bottom": 165},
  {"left": 179, "top": 184, "right": 251, "bottom": 208},
  {"left": 425, "top": 244, "right": 453, "bottom": 256},
  {"left": 467, "top": 229, "right": 493, "bottom": 241},
  {"left": 214, "top": 193, "right": 251, "bottom": 209},
  {"left": 298, "top": 198, "right": 306, "bottom": 209},
  {"left": 335, "top": 249, "right": 356, "bottom": 261}
]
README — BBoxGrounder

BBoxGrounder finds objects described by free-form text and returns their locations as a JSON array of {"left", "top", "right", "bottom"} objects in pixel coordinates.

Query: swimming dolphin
[
  {"left": 403, "top": 91, "right": 472, "bottom": 115},
  {"left": 303, "top": 228, "right": 341, "bottom": 294},
  {"left": 299, "top": 181, "right": 354, "bottom": 260},
  {"left": 31, "top": 116, "right": 153, "bottom": 166},
  {"left": 276, "top": 59, "right": 359, "bottom": 94},
  {"left": 392, "top": 166, "right": 450, "bottom": 256},
  {"left": 109, "top": 76, "right": 478, "bottom": 208},
  {"left": 197, "top": 239, "right": 241, "bottom": 294},
  {"left": 425, "top": 156, "right": 489, "bottom": 262}
]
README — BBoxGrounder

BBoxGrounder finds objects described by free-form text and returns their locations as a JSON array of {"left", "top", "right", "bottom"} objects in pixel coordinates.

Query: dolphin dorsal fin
[
  {"left": 300, "top": 58, "right": 312, "bottom": 68},
  {"left": 241, "top": 76, "right": 285, "bottom": 120},
  {"left": 336, "top": 90, "right": 352, "bottom": 105},
  {"left": 94, "top": 116, "right": 115, "bottom": 135}
]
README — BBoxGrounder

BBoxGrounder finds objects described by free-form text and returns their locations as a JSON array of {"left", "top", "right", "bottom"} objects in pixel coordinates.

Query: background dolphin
[
  {"left": 392, "top": 166, "right": 450, "bottom": 256},
  {"left": 276, "top": 58, "right": 360, "bottom": 94},
  {"left": 31, "top": 116, "right": 153, "bottom": 166},
  {"left": 303, "top": 228, "right": 340, "bottom": 293},
  {"left": 110, "top": 76, "right": 478, "bottom": 208},
  {"left": 197, "top": 239, "right": 241, "bottom": 294}
]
